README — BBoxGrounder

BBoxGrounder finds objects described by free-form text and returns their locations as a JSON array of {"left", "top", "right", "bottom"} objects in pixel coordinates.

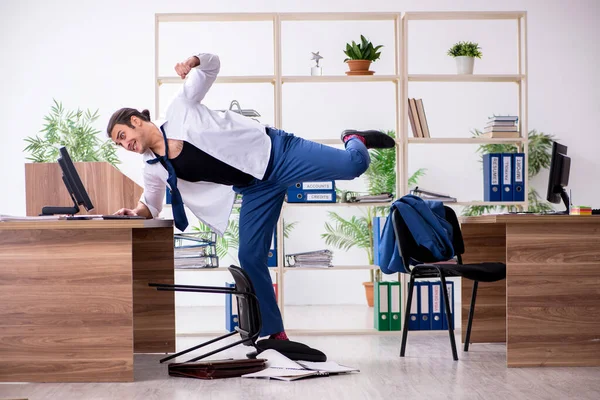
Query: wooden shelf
[
  {"left": 408, "top": 137, "right": 526, "bottom": 144},
  {"left": 408, "top": 74, "right": 524, "bottom": 83},
  {"left": 178, "top": 329, "right": 407, "bottom": 337},
  {"left": 280, "top": 12, "right": 400, "bottom": 21},
  {"left": 284, "top": 265, "right": 379, "bottom": 272},
  {"left": 284, "top": 201, "right": 393, "bottom": 208},
  {"left": 156, "top": 13, "right": 275, "bottom": 22},
  {"left": 176, "top": 267, "right": 280, "bottom": 272},
  {"left": 403, "top": 11, "right": 525, "bottom": 20},
  {"left": 158, "top": 76, "right": 275, "bottom": 85},
  {"left": 157, "top": 12, "right": 402, "bottom": 23},
  {"left": 310, "top": 138, "right": 398, "bottom": 145},
  {"left": 286, "top": 329, "right": 404, "bottom": 336},
  {"left": 451, "top": 201, "right": 527, "bottom": 207},
  {"left": 282, "top": 75, "right": 399, "bottom": 83}
]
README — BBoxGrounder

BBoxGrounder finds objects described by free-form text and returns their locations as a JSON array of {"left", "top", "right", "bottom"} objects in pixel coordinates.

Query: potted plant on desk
[
  {"left": 22, "top": 99, "right": 126, "bottom": 216},
  {"left": 24, "top": 99, "right": 119, "bottom": 166}
]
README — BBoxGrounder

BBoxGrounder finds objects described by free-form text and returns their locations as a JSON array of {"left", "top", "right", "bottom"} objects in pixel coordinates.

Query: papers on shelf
[
  {"left": 175, "top": 257, "right": 219, "bottom": 269},
  {"left": 174, "top": 231, "right": 219, "bottom": 269},
  {"left": 285, "top": 250, "right": 333, "bottom": 268},
  {"left": 242, "top": 349, "right": 359, "bottom": 381},
  {"left": 410, "top": 187, "right": 457, "bottom": 202},
  {"left": 341, "top": 192, "right": 393, "bottom": 204}
]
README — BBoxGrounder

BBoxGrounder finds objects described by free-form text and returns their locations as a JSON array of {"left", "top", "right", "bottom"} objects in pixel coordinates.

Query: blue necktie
[{"left": 147, "top": 126, "right": 189, "bottom": 231}]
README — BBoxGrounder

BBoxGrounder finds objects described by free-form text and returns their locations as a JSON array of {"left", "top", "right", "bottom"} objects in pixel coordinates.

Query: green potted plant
[
  {"left": 447, "top": 41, "right": 482, "bottom": 75},
  {"left": 462, "top": 128, "right": 555, "bottom": 216},
  {"left": 322, "top": 130, "right": 426, "bottom": 306},
  {"left": 343, "top": 35, "right": 383, "bottom": 75},
  {"left": 24, "top": 99, "right": 119, "bottom": 166}
]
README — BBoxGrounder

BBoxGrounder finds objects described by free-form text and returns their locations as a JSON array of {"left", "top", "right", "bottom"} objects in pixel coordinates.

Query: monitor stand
[
  {"left": 558, "top": 188, "right": 571, "bottom": 215},
  {"left": 544, "top": 188, "right": 570, "bottom": 215},
  {"left": 41, "top": 201, "right": 80, "bottom": 216}
]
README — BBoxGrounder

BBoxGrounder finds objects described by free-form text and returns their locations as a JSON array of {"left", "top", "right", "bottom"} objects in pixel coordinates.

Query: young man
[{"left": 108, "top": 52, "right": 394, "bottom": 340}]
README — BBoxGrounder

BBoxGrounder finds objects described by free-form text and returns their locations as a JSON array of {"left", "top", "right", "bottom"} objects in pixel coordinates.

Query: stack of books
[
  {"left": 408, "top": 98, "right": 430, "bottom": 138},
  {"left": 174, "top": 232, "right": 219, "bottom": 269},
  {"left": 481, "top": 116, "right": 519, "bottom": 138},
  {"left": 285, "top": 250, "right": 333, "bottom": 268}
]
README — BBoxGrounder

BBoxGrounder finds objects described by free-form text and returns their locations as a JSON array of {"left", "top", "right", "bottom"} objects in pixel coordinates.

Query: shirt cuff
[{"left": 195, "top": 53, "right": 220, "bottom": 70}]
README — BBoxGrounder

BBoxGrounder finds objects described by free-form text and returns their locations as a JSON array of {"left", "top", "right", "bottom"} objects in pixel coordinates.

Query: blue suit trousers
[{"left": 233, "top": 127, "right": 370, "bottom": 336}]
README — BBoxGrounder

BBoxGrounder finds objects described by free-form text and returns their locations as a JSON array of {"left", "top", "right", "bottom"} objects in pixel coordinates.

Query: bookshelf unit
[
  {"left": 155, "top": 10, "right": 528, "bottom": 336},
  {"left": 400, "top": 11, "right": 529, "bottom": 208}
]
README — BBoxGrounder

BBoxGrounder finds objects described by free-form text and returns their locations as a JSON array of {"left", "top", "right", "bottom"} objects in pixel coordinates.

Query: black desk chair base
[
  {"left": 400, "top": 266, "right": 462, "bottom": 361},
  {"left": 149, "top": 265, "right": 262, "bottom": 364}
]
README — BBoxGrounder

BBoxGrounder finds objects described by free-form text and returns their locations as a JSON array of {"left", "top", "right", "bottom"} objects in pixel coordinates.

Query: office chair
[
  {"left": 391, "top": 206, "right": 506, "bottom": 361},
  {"left": 149, "top": 265, "right": 262, "bottom": 363}
]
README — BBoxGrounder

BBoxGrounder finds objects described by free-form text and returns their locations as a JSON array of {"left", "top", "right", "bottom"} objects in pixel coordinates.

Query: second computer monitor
[{"left": 546, "top": 141, "right": 571, "bottom": 214}]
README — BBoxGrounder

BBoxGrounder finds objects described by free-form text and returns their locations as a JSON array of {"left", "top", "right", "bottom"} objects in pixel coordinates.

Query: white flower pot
[{"left": 455, "top": 56, "right": 475, "bottom": 74}]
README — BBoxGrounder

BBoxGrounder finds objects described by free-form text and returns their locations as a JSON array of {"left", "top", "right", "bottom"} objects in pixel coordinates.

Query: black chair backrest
[
  {"left": 442, "top": 206, "right": 465, "bottom": 256},
  {"left": 228, "top": 265, "right": 262, "bottom": 341},
  {"left": 391, "top": 205, "right": 466, "bottom": 272},
  {"left": 391, "top": 208, "right": 441, "bottom": 273}
]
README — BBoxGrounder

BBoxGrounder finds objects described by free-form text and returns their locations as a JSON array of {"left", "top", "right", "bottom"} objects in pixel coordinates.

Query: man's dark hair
[{"left": 106, "top": 108, "right": 151, "bottom": 138}]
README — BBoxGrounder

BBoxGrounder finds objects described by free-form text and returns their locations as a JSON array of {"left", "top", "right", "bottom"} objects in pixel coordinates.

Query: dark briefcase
[{"left": 168, "top": 358, "right": 267, "bottom": 380}]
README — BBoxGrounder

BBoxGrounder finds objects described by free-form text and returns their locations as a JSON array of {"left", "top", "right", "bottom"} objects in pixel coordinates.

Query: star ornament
[{"left": 311, "top": 51, "right": 323, "bottom": 67}]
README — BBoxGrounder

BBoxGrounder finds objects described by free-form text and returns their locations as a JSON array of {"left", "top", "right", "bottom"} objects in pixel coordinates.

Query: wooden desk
[
  {"left": 0, "top": 219, "right": 175, "bottom": 382},
  {"left": 460, "top": 214, "right": 600, "bottom": 367}
]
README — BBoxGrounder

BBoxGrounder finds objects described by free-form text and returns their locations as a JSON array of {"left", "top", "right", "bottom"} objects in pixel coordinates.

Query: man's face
[{"left": 110, "top": 117, "right": 147, "bottom": 153}]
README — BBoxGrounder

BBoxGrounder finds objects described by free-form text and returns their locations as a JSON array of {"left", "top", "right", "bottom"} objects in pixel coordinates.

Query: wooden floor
[{"left": 2, "top": 332, "right": 600, "bottom": 400}]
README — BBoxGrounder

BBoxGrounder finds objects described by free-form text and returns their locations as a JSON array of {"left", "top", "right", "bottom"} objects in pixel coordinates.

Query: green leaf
[
  {"left": 23, "top": 100, "right": 121, "bottom": 167},
  {"left": 344, "top": 36, "right": 383, "bottom": 61},
  {"left": 351, "top": 42, "right": 362, "bottom": 59}
]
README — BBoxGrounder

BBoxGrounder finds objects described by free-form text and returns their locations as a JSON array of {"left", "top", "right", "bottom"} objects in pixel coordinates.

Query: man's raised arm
[{"left": 175, "top": 53, "right": 220, "bottom": 103}]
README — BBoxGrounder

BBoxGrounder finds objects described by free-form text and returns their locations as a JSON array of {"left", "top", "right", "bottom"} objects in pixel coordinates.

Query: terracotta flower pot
[
  {"left": 345, "top": 60, "right": 374, "bottom": 75},
  {"left": 363, "top": 281, "right": 374, "bottom": 307}
]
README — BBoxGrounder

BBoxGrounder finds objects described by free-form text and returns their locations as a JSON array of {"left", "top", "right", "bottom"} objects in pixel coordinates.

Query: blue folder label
[{"left": 492, "top": 157, "right": 499, "bottom": 186}]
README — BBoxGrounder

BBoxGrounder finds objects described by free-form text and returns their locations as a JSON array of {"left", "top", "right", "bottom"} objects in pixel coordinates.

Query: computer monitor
[
  {"left": 546, "top": 141, "right": 571, "bottom": 214},
  {"left": 41, "top": 146, "right": 95, "bottom": 215}
]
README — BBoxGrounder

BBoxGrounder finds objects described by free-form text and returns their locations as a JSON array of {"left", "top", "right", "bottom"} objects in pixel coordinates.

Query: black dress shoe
[{"left": 341, "top": 129, "right": 395, "bottom": 149}]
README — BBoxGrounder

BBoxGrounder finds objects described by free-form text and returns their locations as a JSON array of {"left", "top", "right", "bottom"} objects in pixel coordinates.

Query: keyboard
[{"left": 101, "top": 215, "right": 146, "bottom": 220}]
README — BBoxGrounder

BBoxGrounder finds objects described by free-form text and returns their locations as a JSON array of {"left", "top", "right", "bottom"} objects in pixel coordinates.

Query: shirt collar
[{"left": 142, "top": 119, "right": 168, "bottom": 162}]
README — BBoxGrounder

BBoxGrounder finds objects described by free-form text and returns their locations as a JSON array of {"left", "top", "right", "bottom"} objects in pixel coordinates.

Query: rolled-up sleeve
[{"left": 139, "top": 167, "right": 165, "bottom": 218}]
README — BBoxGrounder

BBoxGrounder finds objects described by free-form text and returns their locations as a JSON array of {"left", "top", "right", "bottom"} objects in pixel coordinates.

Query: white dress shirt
[{"left": 140, "top": 53, "right": 272, "bottom": 235}]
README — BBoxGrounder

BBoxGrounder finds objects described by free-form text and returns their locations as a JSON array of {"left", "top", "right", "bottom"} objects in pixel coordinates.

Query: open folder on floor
[{"left": 242, "top": 349, "right": 359, "bottom": 381}]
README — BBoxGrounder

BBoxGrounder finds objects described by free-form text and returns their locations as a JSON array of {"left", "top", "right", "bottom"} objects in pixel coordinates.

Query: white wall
[{"left": 1, "top": 0, "right": 599, "bottom": 308}]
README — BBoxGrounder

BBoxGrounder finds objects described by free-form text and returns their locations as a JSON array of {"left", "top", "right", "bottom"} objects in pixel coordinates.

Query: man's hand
[
  {"left": 175, "top": 56, "right": 200, "bottom": 80},
  {"left": 114, "top": 208, "right": 138, "bottom": 216},
  {"left": 113, "top": 202, "right": 152, "bottom": 218}
]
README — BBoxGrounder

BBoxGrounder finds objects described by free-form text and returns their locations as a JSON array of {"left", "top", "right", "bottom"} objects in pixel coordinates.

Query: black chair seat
[
  {"left": 413, "top": 262, "right": 505, "bottom": 282},
  {"left": 442, "top": 262, "right": 506, "bottom": 282}
]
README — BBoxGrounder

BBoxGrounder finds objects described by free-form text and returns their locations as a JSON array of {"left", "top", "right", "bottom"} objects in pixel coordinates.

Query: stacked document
[
  {"left": 242, "top": 349, "right": 359, "bottom": 381},
  {"left": 285, "top": 250, "right": 333, "bottom": 268},
  {"left": 410, "top": 187, "right": 457, "bottom": 203},
  {"left": 174, "top": 232, "right": 219, "bottom": 269},
  {"left": 345, "top": 193, "right": 393, "bottom": 203}
]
